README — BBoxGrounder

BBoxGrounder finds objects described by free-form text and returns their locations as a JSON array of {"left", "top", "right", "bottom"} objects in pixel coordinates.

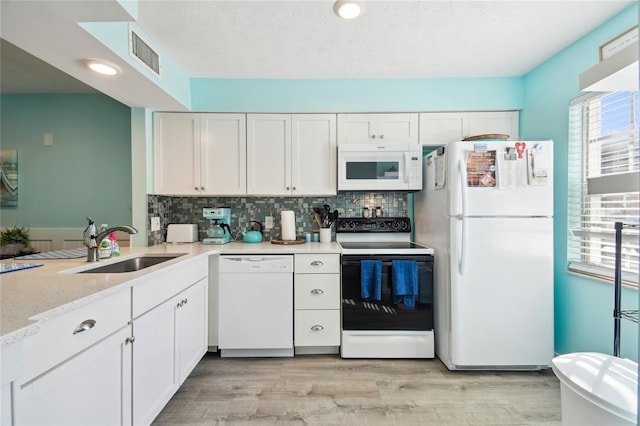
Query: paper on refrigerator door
[
  {"left": 466, "top": 150, "right": 496, "bottom": 187},
  {"left": 527, "top": 148, "right": 549, "bottom": 186},
  {"left": 496, "top": 154, "right": 527, "bottom": 189}
]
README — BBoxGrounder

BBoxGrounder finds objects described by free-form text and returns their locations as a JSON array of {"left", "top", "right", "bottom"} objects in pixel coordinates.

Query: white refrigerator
[{"left": 414, "top": 140, "right": 554, "bottom": 370}]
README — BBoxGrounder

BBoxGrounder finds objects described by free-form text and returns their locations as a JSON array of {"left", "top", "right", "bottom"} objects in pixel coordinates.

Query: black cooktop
[{"left": 339, "top": 242, "right": 426, "bottom": 250}]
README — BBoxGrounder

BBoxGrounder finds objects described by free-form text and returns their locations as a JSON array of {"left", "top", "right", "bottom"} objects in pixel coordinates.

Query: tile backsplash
[{"left": 147, "top": 192, "right": 408, "bottom": 245}]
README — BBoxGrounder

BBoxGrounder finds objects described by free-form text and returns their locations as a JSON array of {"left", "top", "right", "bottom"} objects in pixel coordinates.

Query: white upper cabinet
[
  {"left": 200, "top": 114, "right": 247, "bottom": 195},
  {"left": 291, "top": 114, "right": 337, "bottom": 195},
  {"left": 154, "top": 113, "right": 246, "bottom": 195},
  {"left": 154, "top": 113, "right": 200, "bottom": 195},
  {"left": 247, "top": 114, "right": 337, "bottom": 196},
  {"left": 419, "top": 111, "right": 519, "bottom": 146},
  {"left": 337, "top": 113, "right": 419, "bottom": 145}
]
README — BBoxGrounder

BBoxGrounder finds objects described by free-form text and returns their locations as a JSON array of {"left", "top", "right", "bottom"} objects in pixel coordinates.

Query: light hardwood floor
[{"left": 153, "top": 353, "right": 561, "bottom": 425}]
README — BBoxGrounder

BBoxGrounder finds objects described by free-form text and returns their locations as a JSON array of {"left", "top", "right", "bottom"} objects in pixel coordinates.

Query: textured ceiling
[
  {"left": 0, "top": 0, "right": 635, "bottom": 105},
  {"left": 137, "top": 0, "right": 635, "bottom": 79}
]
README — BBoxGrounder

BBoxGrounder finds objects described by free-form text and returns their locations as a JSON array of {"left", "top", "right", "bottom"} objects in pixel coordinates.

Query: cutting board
[{"left": 271, "top": 238, "right": 305, "bottom": 245}]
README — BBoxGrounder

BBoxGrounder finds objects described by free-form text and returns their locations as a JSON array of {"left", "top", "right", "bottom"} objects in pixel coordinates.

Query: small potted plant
[{"left": 0, "top": 225, "right": 31, "bottom": 256}]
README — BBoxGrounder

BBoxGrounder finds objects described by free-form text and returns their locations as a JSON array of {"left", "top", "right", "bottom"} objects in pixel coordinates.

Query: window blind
[{"left": 567, "top": 91, "right": 639, "bottom": 285}]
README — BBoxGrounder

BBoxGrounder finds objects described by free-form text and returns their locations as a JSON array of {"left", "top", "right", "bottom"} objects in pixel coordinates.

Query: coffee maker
[{"left": 203, "top": 207, "right": 232, "bottom": 245}]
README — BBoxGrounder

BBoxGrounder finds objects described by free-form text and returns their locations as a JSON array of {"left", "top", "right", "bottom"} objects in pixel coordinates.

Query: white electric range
[{"left": 336, "top": 217, "right": 435, "bottom": 359}]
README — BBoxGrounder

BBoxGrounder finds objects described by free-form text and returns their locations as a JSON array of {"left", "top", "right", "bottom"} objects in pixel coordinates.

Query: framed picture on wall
[
  {"left": 599, "top": 25, "right": 638, "bottom": 60},
  {"left": 1, "top": 150, "right": 18, "bottom": 206}
]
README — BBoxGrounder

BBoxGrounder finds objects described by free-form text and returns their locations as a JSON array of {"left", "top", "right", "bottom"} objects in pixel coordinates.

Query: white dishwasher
[{"left": 218, "top": 255, "right": 294, "bottom": 357}]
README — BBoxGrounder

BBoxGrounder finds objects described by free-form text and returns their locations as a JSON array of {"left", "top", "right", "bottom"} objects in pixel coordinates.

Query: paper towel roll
[{"left": 281, "top": 210, "right": 296, "bottom": 241}]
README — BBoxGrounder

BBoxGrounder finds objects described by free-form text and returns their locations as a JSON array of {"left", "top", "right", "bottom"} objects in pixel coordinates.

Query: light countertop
[{"left": 0, "top": 241, "right": 341, "bottom": 347}]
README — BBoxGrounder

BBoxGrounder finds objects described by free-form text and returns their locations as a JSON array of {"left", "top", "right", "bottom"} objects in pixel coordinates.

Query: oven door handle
[{"left": 341, "top": 260, "right": 428, "bottom": 267}]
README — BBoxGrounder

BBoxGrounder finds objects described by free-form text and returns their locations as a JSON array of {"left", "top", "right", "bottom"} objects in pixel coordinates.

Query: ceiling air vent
[{"left": 129, "top": 27, "right": 161, "bottom": 78}]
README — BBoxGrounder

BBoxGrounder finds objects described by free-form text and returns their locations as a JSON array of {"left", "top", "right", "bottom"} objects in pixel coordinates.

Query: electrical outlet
[
  {"left": 264, "top": 216, "right": 274, "bottom": 229},
  {"left": 151, "top": 217, "right": 161, "bottom": 232}
]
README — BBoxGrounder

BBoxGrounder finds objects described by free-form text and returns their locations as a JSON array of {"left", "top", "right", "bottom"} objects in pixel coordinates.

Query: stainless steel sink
[{"left": 78, "top": 255, "right": 184, "bottom": 274}]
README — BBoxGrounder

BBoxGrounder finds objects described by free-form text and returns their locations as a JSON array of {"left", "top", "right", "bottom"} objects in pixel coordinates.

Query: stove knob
[
  {"left": 391, "top": 221, "right": 399, "bottom": 229},
  {"left": 349, "top": 221, "right": 356, "bottom": 230}
]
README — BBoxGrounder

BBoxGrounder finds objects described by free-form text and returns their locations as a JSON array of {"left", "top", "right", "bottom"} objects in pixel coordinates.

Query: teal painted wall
[
  {"left": 521, "top": 3, "right": 638, "bottom": 360},
  {"left": 190, "top": 77, "right": 523, "bottom": 112},
  {"left": 0, "top": 94, "right": 132, "bottom": 228}
]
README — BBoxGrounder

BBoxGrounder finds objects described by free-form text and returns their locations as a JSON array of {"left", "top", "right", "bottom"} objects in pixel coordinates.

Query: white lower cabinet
[
  {"left": 13, "top": 290, "right": 133, "bottom": 426},
  {"left": 12, "top": 256, "right": 209, "bottom": 426},
  {"left": 176, "top": 278, "right": 208, "bottom": 384},
  {"left": 14, "top": 327, "right": 132, "bottom": 426},
  {"left": 132, "top": 297, "right": 177, "bottom": 426},
  {"left": 132, "top": 277, "right": 208, "bottom": 426},
  {"left": 294, "top": 254, "right": 341, "bottom": 353}
]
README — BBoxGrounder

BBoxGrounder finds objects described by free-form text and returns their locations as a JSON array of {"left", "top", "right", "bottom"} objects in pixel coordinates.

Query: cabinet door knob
[
  {"left": 200, "top": 187, "right": 205, "bottom": 191},
  {"left": 311, "top": 325, "right": 324, "bottom": 331},
  {"left": 286, "top": 186, "right": 290, "bottom": 190},
  {"left": 310, "top": 260, "right": 324, "bottom": 266},
  {"left": 125, "top": 336, "right": 136, "bottom": 345},
  {"left": 379, "top": 134, "right": 384, "bottom": 139},
  {"left": 194, "top": 186, "right": 198, "bottom": 191},
  {"left": 310, "top": 288, "right": 324, "bottom": 295},
  {"left": 371, "top": 135, "right": 376, "bottom": 139},
  {"left": 73, "top": 319, "right": 96, "bottom": 335},
  {"left": 292, "top": 187, "right": 296, "bottom": 191}
]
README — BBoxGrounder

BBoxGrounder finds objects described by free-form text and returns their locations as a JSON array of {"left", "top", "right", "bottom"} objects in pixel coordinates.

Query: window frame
[{"left": 567, "top": 91, "right": 639, "bottom": 287}]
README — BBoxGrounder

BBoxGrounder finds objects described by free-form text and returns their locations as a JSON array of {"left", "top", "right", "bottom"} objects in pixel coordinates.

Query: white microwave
[{"left": 338, "top": 144, "right": 423, "bottom": 192}]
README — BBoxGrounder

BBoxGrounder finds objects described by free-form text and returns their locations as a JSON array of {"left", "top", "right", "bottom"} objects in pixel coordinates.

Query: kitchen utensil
[
  {"left": 242, "top": 220, "right": 263, "bottom": 243},
  {"left": 207, "top": 220, "right": 230, "bottom": 239},
  {"left": 271, "top": 237, "right": 305, "bottom": 245}
]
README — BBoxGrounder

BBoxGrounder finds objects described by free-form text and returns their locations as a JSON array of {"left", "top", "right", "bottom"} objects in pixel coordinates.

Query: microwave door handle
[{"left": 405, "top": 152, "right": 411, "bottom": 182}]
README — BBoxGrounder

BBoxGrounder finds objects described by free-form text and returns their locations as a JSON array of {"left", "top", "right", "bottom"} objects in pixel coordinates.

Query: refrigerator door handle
[
  {"left": 457, "top": 159, "right": 468, "bottom": 275},
  {"left": 458, "top": 158, "right": 468, "bottom": 217},
  {"left": 454, "top": 214, "right": 467, "bottom": 275}
]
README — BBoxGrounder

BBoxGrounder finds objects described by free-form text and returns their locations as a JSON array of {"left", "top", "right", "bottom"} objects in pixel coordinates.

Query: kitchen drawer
[
  {"left": 295, "top": 274, "right": 340, "bottom": 310},
  {"left": 294, "top": 310, "right": 340, "bottom": 347},
  {"left": 133, "top": 256, "right": 207, "bottom": 318},
  {"left": 295, "top": 254, "right": 340, "bottom": 274},
  {"left": 20, "top": 289, "right": 131, "bottom": 383}
]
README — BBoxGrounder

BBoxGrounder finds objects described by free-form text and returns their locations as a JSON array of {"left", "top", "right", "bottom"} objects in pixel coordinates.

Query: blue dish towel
[
  {"left": 392, "top": 260, "right": 418, "bottom": 308},
  {"left": 361, "top": 260, "right": 382, "bottom": 301}
]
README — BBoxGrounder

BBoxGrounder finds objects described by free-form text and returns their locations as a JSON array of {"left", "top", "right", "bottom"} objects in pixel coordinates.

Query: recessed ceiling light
[
  {"left": 334, "top": 1, "right": 362, "bottom": 20},
  {"left": 85, "top": 59, "right": 120, "bottom": 76}
]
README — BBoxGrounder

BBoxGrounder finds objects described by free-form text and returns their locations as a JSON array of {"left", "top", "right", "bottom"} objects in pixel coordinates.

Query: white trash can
[{"left": 552, "top": 352, "right": 637, "bottom": 426}]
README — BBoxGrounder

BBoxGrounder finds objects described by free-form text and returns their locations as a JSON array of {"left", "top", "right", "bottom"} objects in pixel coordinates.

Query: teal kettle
[{"left": 242, "top": 221, "right": 263, "bottom": 243}]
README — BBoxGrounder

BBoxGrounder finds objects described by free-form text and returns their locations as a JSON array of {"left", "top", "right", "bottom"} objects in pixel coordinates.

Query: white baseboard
[{"left": 19, "top": 228, "right": 132, "bottom": 252}]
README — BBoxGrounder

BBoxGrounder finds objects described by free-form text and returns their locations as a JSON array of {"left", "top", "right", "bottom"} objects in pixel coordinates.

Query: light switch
[
  {"left": 264, "top": 216, "right": 274, "bottom": 229},
  {"left": 44, "top": 132, "right": 53, "bottom": 146}
]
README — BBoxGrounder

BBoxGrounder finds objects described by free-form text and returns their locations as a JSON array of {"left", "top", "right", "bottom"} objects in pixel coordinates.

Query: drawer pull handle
[
  {"left": 73, "top": 319, "right": 96, "bottom": 335},
  {"left": 311, "top": 325, "right": 324, "bottom": 331},
  {"left": 310, "top": 288, "right": 324, "bottom": 295},
  {"left": 310, "top": 261, "right": 324, "bottom": 266}
]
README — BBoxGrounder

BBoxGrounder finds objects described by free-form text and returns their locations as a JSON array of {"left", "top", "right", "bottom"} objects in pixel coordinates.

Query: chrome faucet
[{"left": 83, "top": 217, "right": 138, "bottom": 262}]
